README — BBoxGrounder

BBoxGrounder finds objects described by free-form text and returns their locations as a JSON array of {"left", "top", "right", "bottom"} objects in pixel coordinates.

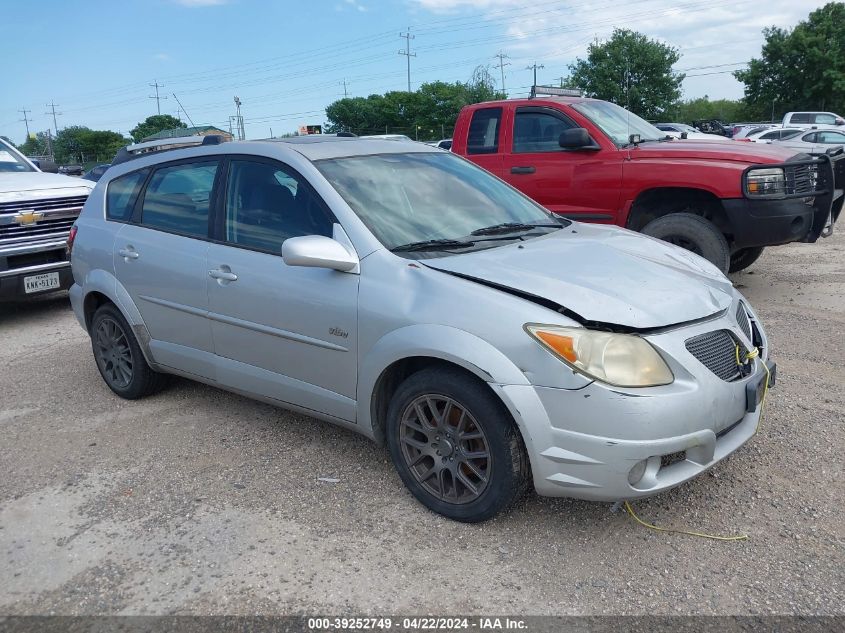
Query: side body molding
[{"left": 356, "top": 324, "right": 531, "bottom": 437}]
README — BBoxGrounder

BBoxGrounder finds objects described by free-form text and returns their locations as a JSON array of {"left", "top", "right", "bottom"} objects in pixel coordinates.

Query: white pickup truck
[{"left": 0, "top": 137, "right": 94, "bottom": 300}]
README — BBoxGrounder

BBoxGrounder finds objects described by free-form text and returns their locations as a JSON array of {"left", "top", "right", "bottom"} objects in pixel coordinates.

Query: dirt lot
[{"left": 0, "top": 236, "right": 843, "bottom": 617}]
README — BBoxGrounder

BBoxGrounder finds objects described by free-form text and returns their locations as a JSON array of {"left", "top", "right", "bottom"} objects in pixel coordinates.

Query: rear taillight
[{"left": 67, "top": 225, "right": 78, "bottom": 256}]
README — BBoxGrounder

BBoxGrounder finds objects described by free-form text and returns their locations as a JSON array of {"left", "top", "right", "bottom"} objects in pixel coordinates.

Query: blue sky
[{"left": 1, "top": 0, "right": 829, "bottom": 143}]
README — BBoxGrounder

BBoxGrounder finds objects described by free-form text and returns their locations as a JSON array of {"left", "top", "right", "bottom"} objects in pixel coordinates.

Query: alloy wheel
[
  {"left": 399, "top": 394, "right": 491, "bottom": 504},
  {"left": 94, "top": 317, "right": 134, "bottom": 389}
]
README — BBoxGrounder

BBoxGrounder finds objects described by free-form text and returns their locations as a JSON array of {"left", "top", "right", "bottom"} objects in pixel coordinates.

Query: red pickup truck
[{"left": 452, "top": 97, "right": 844, "bottom": 273}]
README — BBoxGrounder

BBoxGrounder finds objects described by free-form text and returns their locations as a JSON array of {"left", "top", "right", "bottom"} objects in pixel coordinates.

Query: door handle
[
  {"left": 118, "top": 247, "right": 139, "bottom": 260},
  {"left": 510, "top": 166, "right": 536, "bottom": 174},
  {"left": 208, "top": 269, "right": 238, "bottom": 282}
]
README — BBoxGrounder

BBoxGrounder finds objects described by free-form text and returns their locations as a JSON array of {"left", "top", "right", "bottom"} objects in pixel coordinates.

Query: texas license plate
[{"left": 23, "top": 271, "right": 60, "bottom": 294}]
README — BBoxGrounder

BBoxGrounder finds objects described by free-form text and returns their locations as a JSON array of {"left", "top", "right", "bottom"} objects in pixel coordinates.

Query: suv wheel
[
  {"left": 642, "top": 212, "right": 731, "bottom": 274},
  {"left": 728, "top": 246, "right": 765, "bottom": 273},
  {"left": 386, "top": 367, "right": 530, "bottom": 522},
  {"left": 90, "top": 304, "right": 167, "bottom": 399}
]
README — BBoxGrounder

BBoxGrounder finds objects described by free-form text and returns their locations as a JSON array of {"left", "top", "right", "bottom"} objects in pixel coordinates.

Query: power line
[
  {"left": 171, "top": 93, "right": 196, "bottom": 127},
  {"left": 45, "top": 102, "right": 61, "bottom": 134},
  {"left": 398, "top": 28, "right": 416, "bottom": 92},
  {"left": 494, "top": 52, "right": 510, "bottom": 92},
  {"left": 18, "top": 109, "right": 32, "bottom": 136},
  {"left": 149, "top": 81, "right": 167, "bottom": 115}
]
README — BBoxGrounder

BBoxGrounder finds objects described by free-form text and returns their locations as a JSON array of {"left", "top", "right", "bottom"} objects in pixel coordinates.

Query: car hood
[
  {"left": 632, "top": 139, "right": 799, "bottom": 164},
  {"left": 0, "top": 172, "right": 94, "bottom": 201},
  {"left": 423, "top": 223, "right": 735, "bottom": 330}
]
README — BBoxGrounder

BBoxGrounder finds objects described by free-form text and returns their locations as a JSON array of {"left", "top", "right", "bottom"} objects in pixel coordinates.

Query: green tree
[
  {"left": 51, "top": 126, "right": 130, "bottom": 163},
  {"left": 325, "top": 72, "right": 504, "bottom": 139},
  {"left": 735, "top": 2, "right": 845, "bottom": 120},
  {"left": 130, "top": 115, "right": 186, "bottom": 143},
  {"left": 566, "top": 29, "right": 684, "bottom": 119},
  {"left": 672, "top": 97, "right": 751, "bottom": 124},
  {"left": 17, "top": 132, "right": 51, "bottom": 157}
]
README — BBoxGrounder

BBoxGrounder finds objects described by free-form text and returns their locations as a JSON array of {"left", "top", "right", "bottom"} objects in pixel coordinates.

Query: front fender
[{"left": 357, "top": 324, "right": 530, "bottom": 436}]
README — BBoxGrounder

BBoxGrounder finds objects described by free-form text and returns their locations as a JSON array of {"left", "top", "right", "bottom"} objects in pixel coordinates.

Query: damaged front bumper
[{"left": 490, "top": 300, "right": 776, "bottom": 501}]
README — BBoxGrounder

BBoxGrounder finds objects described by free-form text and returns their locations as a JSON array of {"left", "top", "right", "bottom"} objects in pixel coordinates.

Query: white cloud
[
  {"left": 153, "top": 53, "right": 170, "bottom": 61},
  {"left": 412, "top": 0, "right": 829, "bottom": 100},
  {"left": 173, "top": 0, "right": 228, "bottom": 7},
  {"left": 340, "top": 0, "right": 368, "bottom": 11}
]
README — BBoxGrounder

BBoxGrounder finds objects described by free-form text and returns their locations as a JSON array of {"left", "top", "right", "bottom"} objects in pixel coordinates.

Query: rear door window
[
  {"left": 106, "top": 169, "right": 148, "bottom": 222},
  {"left": 789, "top": 113, "right": 811, "bottom": 124},
  {"left": 140, "top": 161, "right": 219, "bottom": 238},
  {"left": 817, "top": 130, "right": 845, "bottom": 143},
  {"left": 467, "top": 107, "right": 502, "bottom": 155}
]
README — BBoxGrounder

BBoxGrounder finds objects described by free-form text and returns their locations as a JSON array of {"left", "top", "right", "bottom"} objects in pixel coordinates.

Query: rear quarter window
[
  {"left": 106, "top": 169, "right": 149, "bottom": 222},
  {"left": 467, "top": 107, "right": 502, "bottom": 154}
]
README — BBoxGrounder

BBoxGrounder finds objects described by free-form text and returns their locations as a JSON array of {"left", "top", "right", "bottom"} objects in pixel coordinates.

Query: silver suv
[{"left": 69, "top": 136, "right": 775, "bottom": 522}]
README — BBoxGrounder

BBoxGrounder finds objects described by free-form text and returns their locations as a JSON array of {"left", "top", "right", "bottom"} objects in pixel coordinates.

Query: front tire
[
  {"left": 90, "top": 304, "right": 167, "bottom": 399},
  {"left": 729, "top": 246, "right": 765, "bottom": 273},
  {"left": 386, "top": 367, "right": 530, "bottom": 522},
  {"left": 641, "top": 212, "right": 731, "bottom": 274}
]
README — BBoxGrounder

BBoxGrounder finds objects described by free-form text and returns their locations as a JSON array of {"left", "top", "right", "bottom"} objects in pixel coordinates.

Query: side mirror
[
  {"left": 836, "top": 118, "right": 845, "bottom": 126},
  {"left": 282, "top": 235, "right": 359, "bottom": 272},
  {"left": 628, "top": 133, "right": 642, "bottom": 146},
  {"left": 559, "top": 128, "right": 593, "bottom": 149},
  {"left": 38, "top": 160, "right": 59, "bottom": 173},
  {"left": 680, "top": 131, "right": 689, "bottom": 139}
]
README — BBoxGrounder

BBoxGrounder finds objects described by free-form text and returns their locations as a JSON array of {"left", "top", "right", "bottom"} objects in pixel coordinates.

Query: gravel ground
[{"left": 0, "top": 236, "right": 843, "bottom": 617}]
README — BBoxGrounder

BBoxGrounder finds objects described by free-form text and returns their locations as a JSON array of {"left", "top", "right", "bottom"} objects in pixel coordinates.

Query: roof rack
[
  {"left": 530, "top": 86, "right": 583, "bottom": 98},
  {"left": 112, "top": 134, "right": 227, "bottom": 166}
]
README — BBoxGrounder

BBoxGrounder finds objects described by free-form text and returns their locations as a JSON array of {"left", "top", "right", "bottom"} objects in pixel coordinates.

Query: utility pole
[
  {"left": 45, "top": 102, "right": 61, "bottom": 134},
  {"left": 149, "top": 80, "right": 167, "bottom": 115},
  {"left": 398, "top": 28, "right": 416, "bottom": 92},
  {"left": 494, "top": 52, "right": 510, "bottom": 93},
  {"left": 341, "top": 78, "right": 349, "bottom": 98},
  {"left": 526, "top": 63, "right": 545, "bottom": 97},
  {"left": 171, "top": 93, "right": 196, "bottom": 128},
  {"left": 233, "top": 96, "right": 244, "bottom": 140},
  {"left": 18, "top": 109, "right": 32, "bottom": 137},
  {"left": 556, "top": 76, "right": 567, "bottom": 88}
]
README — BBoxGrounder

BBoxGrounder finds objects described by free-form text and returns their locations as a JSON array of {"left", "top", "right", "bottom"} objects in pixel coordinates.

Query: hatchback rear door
[{"left": 113, "top": 158, "right": 221, "bottom": 380}]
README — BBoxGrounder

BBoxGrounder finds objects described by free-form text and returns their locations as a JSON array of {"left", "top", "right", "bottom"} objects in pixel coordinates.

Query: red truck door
[
  {"left": 462, "top": 106, "right": 505, "bottom": 177},
  {"left": 500, "top": 105, "right": 623, "bottom": 223}
]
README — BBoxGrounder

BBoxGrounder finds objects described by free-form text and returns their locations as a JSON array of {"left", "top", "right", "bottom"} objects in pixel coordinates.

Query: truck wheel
[
  {"left": 641, "top": 213, "right": 731, "bottom": 274},
  {"left": 386, "top": 366, "right": 530, "bottom": 523},
  {"left": 728, "top": 246, "right": 765, "bottom": 273}
]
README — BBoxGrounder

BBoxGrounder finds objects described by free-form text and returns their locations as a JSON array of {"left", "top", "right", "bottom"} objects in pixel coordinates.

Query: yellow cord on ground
[
  {"left": 621, "top": 344, "right": 771, "bottom": 542},
  {"left": 623, "top": 501, "right": 748, "bottom": 541}
]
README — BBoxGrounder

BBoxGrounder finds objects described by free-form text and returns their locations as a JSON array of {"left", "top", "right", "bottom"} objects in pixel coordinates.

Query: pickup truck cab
[
  {"left": 0, "top": 137, "right": 94, "bottom": 300},
  {"left": 453, "top": 97, "right": 844, "bottom": 273}
]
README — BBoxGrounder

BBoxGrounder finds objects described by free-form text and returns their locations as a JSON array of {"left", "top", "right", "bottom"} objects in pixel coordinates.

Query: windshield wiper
[
  {"left": 390, "top": 238, "right": 475, "bottom": 252},
  {"left": 470, "top": 221, "right": 563, "bottom": 236}
]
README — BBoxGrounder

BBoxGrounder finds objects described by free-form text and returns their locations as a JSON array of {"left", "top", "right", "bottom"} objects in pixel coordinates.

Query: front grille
[
  {"left": 0, "top": 216, "right": 76, "bottom": 246},
  {"left": 685, "top": 330, "right": 745, "bottom": 381},
  {"left": 736, "top": 303, "right": 752, "bottom": 341},
  {"left": 784, "top": 162, "right": 818, "bottom": 196},
  {"left": 0, "top": 195, "right": 87, "bottom": 214}
]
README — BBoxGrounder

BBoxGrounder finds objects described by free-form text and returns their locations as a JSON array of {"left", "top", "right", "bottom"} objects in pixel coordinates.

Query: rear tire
[
  {"left": 728, "top": 246, "right": 765, "bottom": 273},
  {"left": 386, "top": 367, "right": 530, "bottom": 523},
  {"left": 641, "top": 212, "right": 731, "bottom": 274},
  {"left": 90, "top": 304, "right": 167, "bottom": 399}
]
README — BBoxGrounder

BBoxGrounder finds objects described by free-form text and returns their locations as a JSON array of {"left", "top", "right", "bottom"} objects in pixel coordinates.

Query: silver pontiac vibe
[{"left": 69, "top": 136, "right": 775, "bottom": 522}]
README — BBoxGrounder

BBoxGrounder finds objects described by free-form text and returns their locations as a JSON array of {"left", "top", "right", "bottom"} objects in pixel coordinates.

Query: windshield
[
  {"left": 0, "top": 139, "right": 36, "bottom": 173},
  {"left": 572, "top": 101, "right": 666, "bottom": 146},
  {"left": 316, "top": 152, "right": 566, "bottom": 255}
]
